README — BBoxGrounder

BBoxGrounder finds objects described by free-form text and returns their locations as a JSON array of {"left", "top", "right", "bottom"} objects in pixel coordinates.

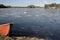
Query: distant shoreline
[
  {"left": 0, "top": 7, "right": 43, "bottom": 8},
  {"left": 0, "top": 4, "right": 42, "bottom": 8},
  {"left": 1, "top": 3, "right": 60, "bottom": 9}
]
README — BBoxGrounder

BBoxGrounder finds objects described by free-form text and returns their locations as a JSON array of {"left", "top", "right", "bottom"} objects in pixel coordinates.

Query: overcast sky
[{"left": 0, "top": 0, "right": 60, "bottom": 7}]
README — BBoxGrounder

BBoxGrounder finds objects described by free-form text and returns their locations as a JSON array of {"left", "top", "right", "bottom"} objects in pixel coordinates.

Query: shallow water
[{"left": 0, "top": 8, "right": 60, "bottom": 40}]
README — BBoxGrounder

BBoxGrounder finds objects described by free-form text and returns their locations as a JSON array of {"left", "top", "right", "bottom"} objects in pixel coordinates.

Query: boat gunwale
[{"left": 0, "top": 23, "right": 10, "bottom": 26}]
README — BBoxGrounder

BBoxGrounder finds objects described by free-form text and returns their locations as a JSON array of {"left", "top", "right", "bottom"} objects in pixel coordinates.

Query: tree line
[
  {"left": 0, "top": 4, "right": 40, "bottom": 8},
  {"left": 0, "top": 4, "right": 11, "bottom": 8}
]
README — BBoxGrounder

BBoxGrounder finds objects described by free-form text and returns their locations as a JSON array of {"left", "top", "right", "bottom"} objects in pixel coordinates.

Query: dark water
[{"left": 0, "top": 8, "right": 60, "bottom": 40}]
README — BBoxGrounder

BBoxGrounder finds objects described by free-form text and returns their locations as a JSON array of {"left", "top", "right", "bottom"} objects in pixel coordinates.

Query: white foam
[{"left": 24, "top": 12, "right": 27, "bottom": 14}]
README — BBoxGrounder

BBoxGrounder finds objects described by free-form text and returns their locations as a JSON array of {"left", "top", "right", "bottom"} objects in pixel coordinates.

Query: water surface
[{"left": 0, "top": 8, "right": 60, "bottom": 40}]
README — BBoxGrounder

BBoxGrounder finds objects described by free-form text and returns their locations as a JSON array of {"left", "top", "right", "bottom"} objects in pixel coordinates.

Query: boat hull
[{"left": 0, "top": 23, "right": 10, "bottom": 36}]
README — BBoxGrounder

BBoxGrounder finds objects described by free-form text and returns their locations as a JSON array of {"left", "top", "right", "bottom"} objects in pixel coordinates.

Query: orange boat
[{"left": 0, "top": 23, "right": 10, "bottom": 36}]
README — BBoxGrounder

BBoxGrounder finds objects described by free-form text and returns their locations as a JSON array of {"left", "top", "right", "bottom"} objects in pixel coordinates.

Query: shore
[{"left": 0, "top": 35, "right": 46, "bottom": 40}]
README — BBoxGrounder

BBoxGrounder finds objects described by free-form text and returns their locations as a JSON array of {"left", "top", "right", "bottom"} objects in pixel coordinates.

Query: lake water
[{"left": 0, "top": 8, "right": 60, "bottom": 40}]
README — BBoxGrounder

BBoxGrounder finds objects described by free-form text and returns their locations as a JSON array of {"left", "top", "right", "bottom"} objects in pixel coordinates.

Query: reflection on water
[{"left": 0, "top": 8, "right": 60, "bottom": 40}]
